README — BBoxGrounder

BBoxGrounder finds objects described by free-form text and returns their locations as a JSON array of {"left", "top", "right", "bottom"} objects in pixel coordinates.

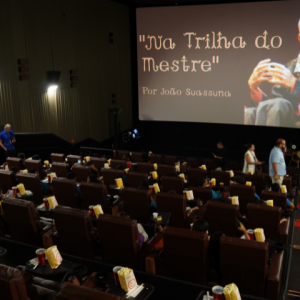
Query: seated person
[
  {"left": 17, "top": 152, "right": 26, "bottom": 170},
  {"left": 271, "top": 183, "right": 295, "bottom": 210},
  {"left": 32, "top": 154, "right": 40, "bottom": 160},
  {"left": 67, "top": 172, "right": 81, "bottom": 198},
  {"left": 28, "top": 169, "right": 51, "bottom": 195},
  {"left": 233, "top": 176, "right": 260, "bottom": 201},
  {"left": 198, "top": 177, "right": 222, "bottom": 200},
  {"left": 87, "top": 173, "right": 100, "bottom": 183},
  {"left": 122, "top": 155, "right": 132, "bottom": 169},
  {"left": 86, "top": 161, "right": 98, "bottom": 176},
  {"left": 118, "top": 211, "right": 148, "bottom": 247}
]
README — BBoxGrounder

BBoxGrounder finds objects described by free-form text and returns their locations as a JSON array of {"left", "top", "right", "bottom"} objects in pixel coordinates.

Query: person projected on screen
[
  {"left": 213, "top": 141, "right": 226, "bottom": 170},
  {"left": 245, "top": 20, "right": 300, "bottom": 128},
  {"left": 242, "top": 143, "right": 262, "bottom": 174}
]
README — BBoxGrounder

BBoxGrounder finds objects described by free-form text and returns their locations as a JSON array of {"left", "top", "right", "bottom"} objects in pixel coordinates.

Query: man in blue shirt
[
  {"left": 269, "top": 139, "right": 286, "bottom": 186},
  {"left": 198, "top": 177, "right": 222, "bottom": 200},
  {"left": 0, "top": 124, "right": 16, "bottom": 160}
]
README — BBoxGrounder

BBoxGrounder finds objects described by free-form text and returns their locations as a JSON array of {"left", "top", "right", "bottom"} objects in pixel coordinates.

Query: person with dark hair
[
  {"left": 32, "top": 154, "right": 40, "bottom": 160},
  {"left": 233, "top": 176, "right": 260, "bottom": 201},
  {"left": 86, "top": 161, "right": 98, "bottom": 176},
  {"left": 118, "top": 211, "right": 148, "bottom": 247},
  {"left": 67, "top": 172, "right": 81, "bottom": 197},
  {"left": 122, "top": 155, "right": 132, "bottom": 169},
  {"left": 28, "top": 168, "right": 51, "bottom": 195},
  {"left": 271, "top": 182, "right": 294, "bottom": 209},
  {"left": 213, "top": 141, "right": 226, "bottom": 170},
  {"left": 192, "top": 219, "right": 209, "bottom": 233},
  {"left": 138, "top": 181, "right": 157, "bottom": 210},
  {"left": 269, "top": 139, "right": 286, "bottom": 186},
  {"left": 17, "top": 153, "right": 26, "bottom": 170},
  {"left": 87, "top": 173, "right": 99, "bottom": 183},
  {"left": 198, "top": 177, "right": 222, "bottom": 200},
  {"left": 9, "top": 166, "right": 19, "bottom": 175},
  {"left": 242, "top": 143, "right": 262, "bottom": 174}
]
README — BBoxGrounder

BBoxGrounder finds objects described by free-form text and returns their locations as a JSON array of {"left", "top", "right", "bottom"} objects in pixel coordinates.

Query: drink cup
[
  {"left": 247, "top": 229, "right": 254, "bottom": 240},
  {"left": 12, "top": 186, "right": 17, "bottom": 195},
  {"left": 113, "top": 266, "right": 123, "bottom": 284},
  {"left": 190, "top": 223, "right": 194, "bottom": 230},
  {"left": 89, "top": 206, "right": 95, "bottom": 216},
  {"left": 47, "top": 175, "right": 51, "bottom": 182},
  {"left": 212, "top": 286, "right": 224, "bottom": 300},
  {"left": 149, "top": 185, "right": 154, "bottom": 193},
  {"left": 220, "top": 182, "right": 224, "bottom": 188},
  {"left": 43, "top": 198, "right": 49, "bottom": 208},
  {"left": 36, "top": 248, "right": 46, "bottom": 265},
  {"left": 153, "top": 212, "right": 158, "bottom": 219},
  {"left": 209, "top": 181, "right": 213, "bottom": 187}
]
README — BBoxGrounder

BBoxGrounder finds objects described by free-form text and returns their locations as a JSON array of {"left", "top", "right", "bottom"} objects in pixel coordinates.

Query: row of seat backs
[{"left": 161, "top": 227, "right": 276, "bottom": 299}]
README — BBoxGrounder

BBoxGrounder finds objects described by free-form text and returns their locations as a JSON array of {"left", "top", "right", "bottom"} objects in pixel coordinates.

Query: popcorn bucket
[
  {"left": 254, "top": 228, "right": 265, "bottom": 242},
  {"left": 44, "top": 246, "right": 63, "bottom": 269},
  {"left": 223, "top": 283, "right": 241, "bottom": 300},
  {"left": 246, "top": 181, "right": 252, "bottom": 186},
  {"left": 153, "top": 183, "right": 160, "bottom": 193},
  {"left": 266, "top": 200, "right": 273, "bottom": 207},
  {"left": 231, "top": 196, "right": 239, "bottom": 205},
  {"left": 17, "top": 184, "right": 26, "bottom": 196},
  {"left": 211, "top": 178, "right": 216, "bottom": 186},
  {"left": 93, "top": 205, "right": 104, "bottom": 218},
  {"left": 280, "top": 185, "right": 287, "bottom": 194},
  {"left": 117, "top": 267, "right": 137, "bottom": 293}
]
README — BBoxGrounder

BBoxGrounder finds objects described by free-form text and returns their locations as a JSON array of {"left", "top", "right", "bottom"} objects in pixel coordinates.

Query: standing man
[
  {"left": 269, "top": 139, "right": 286, "bottom": 185},
  {"left": 0, "top": 124, "right": 16, "bottom": 160},
  {"left": 213, "top": 141, "right": 227, "bottom": 170}
]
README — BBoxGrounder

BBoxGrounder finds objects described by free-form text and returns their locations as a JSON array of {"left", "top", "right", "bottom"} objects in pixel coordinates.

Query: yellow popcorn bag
[
  {"left": 200, "top": 165, "right": 207, "bottom": 170},
  {"left": 280, "top": 185, "right": 287, "bottom": 193},
  {"left": 254, "top": 228, "right": 265, "bottom": 242},
  {"left": 124, "top": 168, "right": 130, "bottom": 173},
  {"left": 104, "top": 163, "right": 110, "bottom": 169},
  {"left": 211, "top": 178, "right": 216, "bottom": 186},
  {"left": 246, "top": 181, "right": 252, "bottom": 186},
  {"left": 223, "top": 283, "right": 241, "bottom": 300},
  {"left": 178, "top": 173, "right": 185, "bottom": 180},
  {"left": 17, "top": 184, "right": 26, "bottom": 196},
  {"left": 185, "top": 190, "right": 194, "bottom": 200},
  {"left": 151, "top": 171, "right": 158, "bottom": 180},
  {"left": 153, "top": 183, "right": 160, "bottom": 193},
  {"left": 153, "top": 163, "right": 158, "bottom": 170},
  {"left": 49, "top": 173, "right": 57, "bottom": 180},
  {"left": 107, "top": 159, "right": 111, "bottom": 166},
  {"left": 227, "top": 170, "right": 234, "bottom": 177},
  {"left": 44, "top": 160, "right": 49, "bottom": 166},
  {"left": 28, "top": 157, "right": 32, "bottom": 160},
  {"left": 85, "top": 156, "right": 90, "bottom": 162},
  {"left": 21, "top": 169, "right": 28, "bottom": 174},
  {"left": 266, "top": 200, "right": 273, "bottom": 207},
  {"left": 47, "top": 196, "right": 58, "bottom": 210},
  {"left": 93, "top": 205, "right": 104, "bottom": 218},
  {"left": 45, "top": 246, "right": 63, "bottom": 269},
  {"left": 115, "top": 178, "right": 124, "bottom": 188},
  {"left": 175, "top": 163, "right": 180, "bottom": 172},
  {"left": 118, "top": 267, "right": 137, "bottom": 293},
  {"left": 248, "top": 169, "right": 254, "bottom": 175},
  {"left": 231, "top": 196, "right": 239, "bottom": 205}
]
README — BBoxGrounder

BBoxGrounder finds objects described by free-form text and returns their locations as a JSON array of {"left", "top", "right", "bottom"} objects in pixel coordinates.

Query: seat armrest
[
  {"left": 266, "top": 252, "right": 284, "bottom": 300},
  {"left": 42, "top": 226, "right": 56, "bottom": 248},
  {"left": 22, "top": 270, "right": 34, "bottom": 286},
  {"left": 278, "top": 218, "right": 290, "bottom": 246},
  {"left": 155, "top": 249, "right": 166, "bottom": 276},
  {"left": 138, "top": 238, "right": 154, "bottom": 270}
]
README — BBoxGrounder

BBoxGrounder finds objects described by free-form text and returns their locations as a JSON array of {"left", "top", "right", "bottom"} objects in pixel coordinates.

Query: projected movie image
[{"left": 136, "top": 1, "right": 300, "bottom": 128}]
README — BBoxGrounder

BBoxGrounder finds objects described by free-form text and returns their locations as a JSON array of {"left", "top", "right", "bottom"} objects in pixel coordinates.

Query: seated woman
[{"left": 198, "top": 177, "right": 222, "bottom": 200}]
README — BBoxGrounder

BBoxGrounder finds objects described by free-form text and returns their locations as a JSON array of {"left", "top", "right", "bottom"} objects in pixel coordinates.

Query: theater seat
[
  {"left": 220, "top": 236, "right": 283, "bottom": 299},
  {"left": 205, "top": 201, "right": 239, "bottom": 237},
  {"left": 6, "top": 157, "right": 24, "bottom": 170},
  {"left": 156, "top": 164, "right": 177, "bottom": 177},
  {"left": 161, "top": 176, "right": 184, "bottom": 193},
  {"left": 72, "top": 165, "right": 91, "bottom": 183},
  {"left": 201, "top": 159, "right": 215, "bottom": 172},
  {"left": 25, "top": 159, "right": 45, "bottom": 180},
  {"left": 101, "top": 169, "right": 125, "bottom": 186},
  {"left": 110, "top": 159, "right": 127, "bottom": 169},
  {"left": 80, "top": 182, "right": 111, "bottom": 213},
  {"left": 156, "top": 227, "right": 209, "bottom": 285},
  {"left": 126, "top": 172, "right": 148, "bottom": 188},
  {"left": 122, "top": 188, "right": 151, "bottom": 224},
  {"left": 244, "top": 174, "right": 265, "bottom": 196},
  {"left": 1, "top": 198, "right": 52, "bottom": 247},
  {"left": 131, "top": 152, "right": 143, "bottom": 162},
  {"left": 53, "top": 206, "right": 100, "bottom": 260},
  {"left": 247, "top": 203, "right": 290, "bottom": 245},
  {"left": 210, "top": 171, "right": 231, "bottom": 187},
  {"left": 156, "top": 193, "right": 187, "bottom": 228},
  {"left": 90, "top": 157, "right": 106, "bottom": 171},
  {"left": 186, "top": 168, "right": 207, "bottom": 186},
  {"left": 51, "top": 162, "right": 70, "bottom": 178},
  {"left": 185, "top": 157, "right": 200, "bottom": 168},
  {"left": 66, "top": 155, "right": 82, "bottom": 165},
  {"left": 56, "top": 282, "right": 126, "bottom": 300},
  {"left": 261, "top": 191, "right": 287, "bottom": 210},
  {"left": 117, "top": 151, "right": 129, "bottom": 159},
  {"left": 16, "top": 173, "right": 44, "bottom": 205},
  {"left": 52, "top": 178, "right": 81, "bottom": 209},
  {"left": 0, "top": 170, "right": 17, "bottom": 192},
  {"left": 0, "top": 264, "right": 58, "bottom": 300},
  {"left": 136, "top": 162, "right": 154, "bottom": 174},
  {"left": 230, "top": 184, "right": 255, "bottom": 215},
  {"left": 50, "top": 153, "right": 65, "bottom": 163},
  {"left": 150, "top": 154, "right": 163, "bottom": 164},
  {"left": 164, "top": 155, "right": 177, "bottom": 165},
  {"left": 97, "top": 214, "right": 153, "bottom": 269},
  {"left": 189, "top": 186, "right": 213, "bottom": 203},
  {"left": 282, "top": 177, "right": 293, "bottom": 194}
]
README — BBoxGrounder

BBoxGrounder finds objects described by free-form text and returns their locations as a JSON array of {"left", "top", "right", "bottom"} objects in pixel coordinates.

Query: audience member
[
  {"left": 198, "top": 177, "right": 222, "bottom": 200},
  {"left": 269, "top": 139, "right": 286, "bottom": 185},
  {"left": 242, "top": 143, "right": 262, "bottom": 174},
  {"left": 0, "top": 124, "right": 16, "bottom": 159},
  {"left": 67, "top": 172, "right": 81, "bottom": 197},
  {"left": 86, "top": 161, "right": 98, "bottom": 176},
  {"left": 32, "top": 154, "right": 40, "bottom": 160},
  {"left": 17, "top": 153, "right": 26, "bottom": 170},
  {"left": 138, "top": 181, "right": 157, "bottom": 210},
  {"left": 271, "top": 183, "right": 295, "bottom": 209},
  {"left": 233, "top": 175, "right": 260, "bottom": 201},
  {"left": 116, "top": 165, "right": 127, "bottom": 184},
  {"left": 28, "top": 169, "right": 50, "bottom": 194},
  {"left": 118, "top": 211, "right": 148, "bottom": 247},
  {"left": 87, "top": 173, "right": 99, "bottom": 183},
  {"left": 213, "top": 141, "right": 226, "bottom": 170},
  {"left": 122, "top": 155, "right": 132, "bottom": 169}
]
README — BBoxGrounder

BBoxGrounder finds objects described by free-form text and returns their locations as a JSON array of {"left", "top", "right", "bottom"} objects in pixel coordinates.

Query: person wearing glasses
[{"left": 269, "top": 139, "right": 287, "bottom": 185}]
